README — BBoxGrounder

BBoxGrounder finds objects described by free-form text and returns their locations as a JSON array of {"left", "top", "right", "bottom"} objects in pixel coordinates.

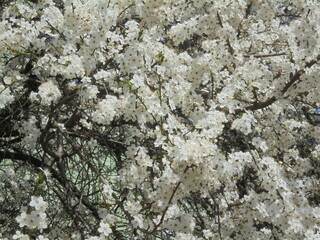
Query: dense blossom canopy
[{"left": 0, "top": 0, "right": 319, "bottom": 239}]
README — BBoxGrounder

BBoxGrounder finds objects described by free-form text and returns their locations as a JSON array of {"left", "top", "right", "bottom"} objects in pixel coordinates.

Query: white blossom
[
  {"left": 35, "top": 81, "right": 62, "bottom": 106},
  {"left": 1, "top": 0, "right": 320, "bottom": 239},
  {"left": 98, "top": 222, "right": 112, "bottom": 236}
]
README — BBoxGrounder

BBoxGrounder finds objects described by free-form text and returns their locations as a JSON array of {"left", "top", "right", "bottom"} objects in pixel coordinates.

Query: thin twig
[
  {"left": 244, "top": 52, "right": 286, "bottom": 58},
  {"left": 117, "top": 3, "right": 135, "bottom": 23}
]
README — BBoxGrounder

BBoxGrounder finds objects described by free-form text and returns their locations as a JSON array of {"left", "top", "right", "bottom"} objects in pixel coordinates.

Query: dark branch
[{"left": 236, "top": 55, "right": 320, "bottom": 114}]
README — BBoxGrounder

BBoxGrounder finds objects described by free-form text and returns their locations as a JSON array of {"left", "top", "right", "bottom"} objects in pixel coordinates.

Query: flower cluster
[
  {"left": 15, "top": 196, "right": 48, "bottom": 237},
  {"left": 30, "top": 80, "right": 62, "bottom": 106},
  {"left": 1, "top": 0, "right": 320, "bottom": 239}
]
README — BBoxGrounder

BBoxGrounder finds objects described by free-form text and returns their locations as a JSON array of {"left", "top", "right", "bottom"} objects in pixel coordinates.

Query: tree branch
[
  {"left": 0, "top": 150, "right": 101, "bottom": 220},
  {"left": 236, "top": 55, "right": 320, "bottom": 114}
]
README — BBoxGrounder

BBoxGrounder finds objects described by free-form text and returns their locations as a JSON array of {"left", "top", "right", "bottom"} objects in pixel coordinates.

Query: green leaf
[
  {"left": 125, "top": 80, "right": 133, "bottom": 89},
  {"left": 138, "top": 30, "right": 144, "bottom": 42},
  {"left": 157, "top": 51, "right": 165, "bottom": 63},
  {"left": 38, "top": 171, "right": 44, "bottom": 185}
]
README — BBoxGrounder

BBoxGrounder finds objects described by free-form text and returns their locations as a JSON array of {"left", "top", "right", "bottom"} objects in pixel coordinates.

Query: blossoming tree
[{"left": 0, "top": 0, "right": 319, "bottom": 239}]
